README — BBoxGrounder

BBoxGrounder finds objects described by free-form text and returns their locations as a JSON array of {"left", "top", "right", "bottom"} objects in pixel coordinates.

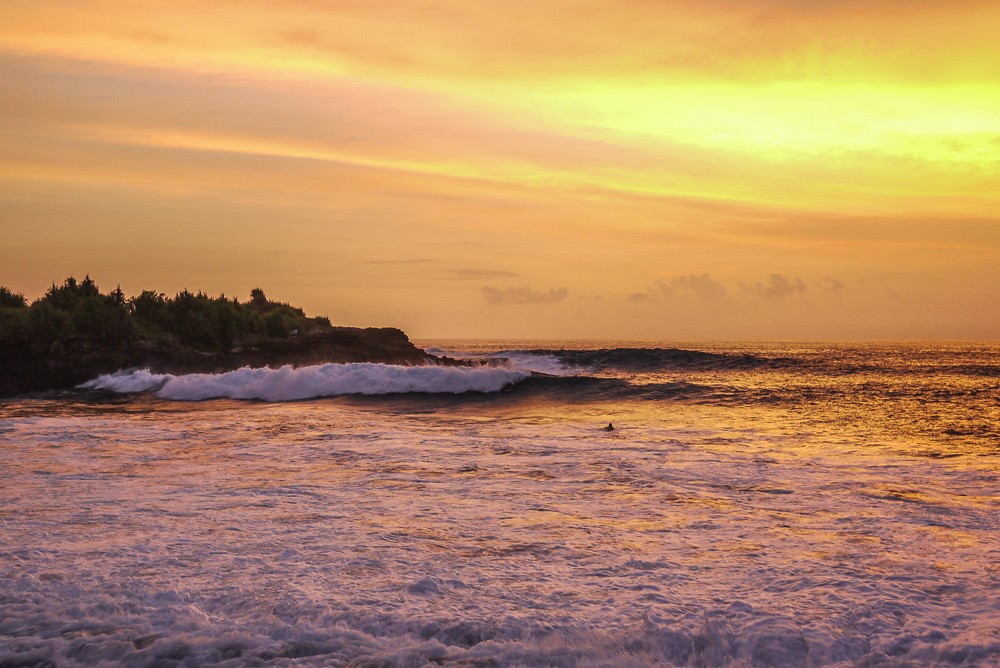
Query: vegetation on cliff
[
  {"left": 0, "top": 276, "right": 331, "bottom": 355},
  {"left": 0, "top": 277, "right": 436, "bottom": 396}
]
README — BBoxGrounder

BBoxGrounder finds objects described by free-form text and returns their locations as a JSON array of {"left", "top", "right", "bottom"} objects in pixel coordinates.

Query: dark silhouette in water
[{"left": 605, "top": 423, "right": 615, "bottom": 431}]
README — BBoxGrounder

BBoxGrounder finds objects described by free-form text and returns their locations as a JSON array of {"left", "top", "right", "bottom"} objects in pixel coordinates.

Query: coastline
[{"left": 0, "top": 326, "right": 454, "bottom": 398}]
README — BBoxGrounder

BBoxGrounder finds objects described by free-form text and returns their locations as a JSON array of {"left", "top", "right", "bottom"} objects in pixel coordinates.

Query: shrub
[{"left": 263, "top": 309, "right": 291, "bottom": 337}]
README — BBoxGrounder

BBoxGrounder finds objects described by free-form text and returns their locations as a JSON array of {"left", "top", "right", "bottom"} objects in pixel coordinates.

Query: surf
[{"left": 80, "top": 363, "right": 531, "bottom": 401}]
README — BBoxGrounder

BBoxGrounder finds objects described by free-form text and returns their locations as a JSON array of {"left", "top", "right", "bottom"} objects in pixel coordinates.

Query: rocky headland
[{"left": 0, "top": 278, "right": 458, "bottom": 397}]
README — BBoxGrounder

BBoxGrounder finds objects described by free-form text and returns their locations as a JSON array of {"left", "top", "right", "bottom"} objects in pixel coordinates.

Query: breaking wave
[
  {"left": 78, "top": 364, "right": 730, "bottom": 404},
  {"left": 80, "top": 364, "right": 530, "bottom": 401}
]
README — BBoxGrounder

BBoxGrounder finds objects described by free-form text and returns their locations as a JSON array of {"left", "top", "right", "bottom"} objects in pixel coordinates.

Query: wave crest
[{"left": 80, "top": 364, "right": 530, "bottom": 401}]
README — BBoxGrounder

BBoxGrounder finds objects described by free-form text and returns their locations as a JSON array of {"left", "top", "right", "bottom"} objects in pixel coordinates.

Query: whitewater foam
[
  {"left": 80, "top": 363, "right": 530, "bottom": 401},
  {"left": 4, "top": 342, "right": 1000, "bottom": 666},
  {"left": 492, "top": 351, "right": 574, "bottom": 376}
]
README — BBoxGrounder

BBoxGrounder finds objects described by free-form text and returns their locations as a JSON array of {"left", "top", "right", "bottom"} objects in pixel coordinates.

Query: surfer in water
[{"left": 604, "top": 423, "right": 615, "bottom": 431}]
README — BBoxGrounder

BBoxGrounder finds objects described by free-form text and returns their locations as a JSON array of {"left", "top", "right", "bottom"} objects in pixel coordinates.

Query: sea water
[{"left": 1, "top": 342, "right": 998, "bottom": 666}]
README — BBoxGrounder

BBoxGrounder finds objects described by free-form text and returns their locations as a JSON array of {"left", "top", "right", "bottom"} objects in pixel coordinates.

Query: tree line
[{"left": 0, "top": 277, "right": 332, "bottom": 353}]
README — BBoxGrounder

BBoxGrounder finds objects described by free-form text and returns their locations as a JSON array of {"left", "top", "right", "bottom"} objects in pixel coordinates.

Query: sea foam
[{"left": 80, "top": 363, "right": 530, "bottom": 401}]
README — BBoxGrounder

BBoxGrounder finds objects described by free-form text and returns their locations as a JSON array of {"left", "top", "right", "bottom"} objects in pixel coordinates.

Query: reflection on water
[{"left": 1, "top": 342, "right": 998, "bottom": 665}]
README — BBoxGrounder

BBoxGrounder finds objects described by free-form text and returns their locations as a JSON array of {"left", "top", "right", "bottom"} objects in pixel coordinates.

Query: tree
[
  {"left": 3, "top": 276, "right": 334, "bottom": 354},
  {"left": 108, "top": 285, "right": 126, "bottom": 307},
  {"left": 79, "top": 275, "right": 99, "bottom": 298},
  {"left": 0, "top": 287, "right": 26, "bottom": 309},
  {"left": 131, "top": 290, "right": 169, "bottom": 327}
]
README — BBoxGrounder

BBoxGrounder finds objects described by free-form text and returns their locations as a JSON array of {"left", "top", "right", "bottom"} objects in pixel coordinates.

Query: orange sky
[{"left": 2, "top": 0, "right": 998, "bottom": 339}]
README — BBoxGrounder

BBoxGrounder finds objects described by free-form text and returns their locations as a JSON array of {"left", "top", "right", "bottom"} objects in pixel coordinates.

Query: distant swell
[
  {"left": 80, "top": 364, "right": 530, "bottom": 401},
  {"left": 510, "top": 347, "right": 786, "bottom": 373}
]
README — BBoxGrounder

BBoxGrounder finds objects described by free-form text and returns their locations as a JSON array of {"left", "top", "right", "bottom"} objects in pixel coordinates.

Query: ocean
[{"left": 1, "top": 341, "right": 998, "bottom": 666}]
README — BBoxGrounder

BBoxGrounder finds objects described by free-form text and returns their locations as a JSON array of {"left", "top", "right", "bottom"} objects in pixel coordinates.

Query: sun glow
[{"left": 1, "top": 0, "right": 999, "bottom": 338}]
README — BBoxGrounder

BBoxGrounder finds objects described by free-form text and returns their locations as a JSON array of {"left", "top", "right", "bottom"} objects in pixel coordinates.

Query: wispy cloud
[
  {"left": 448, "top": 268, "right": 520, "bottom": 280},
  {"left": 365, "top": 258, "right": 437, "bottom": 265}
]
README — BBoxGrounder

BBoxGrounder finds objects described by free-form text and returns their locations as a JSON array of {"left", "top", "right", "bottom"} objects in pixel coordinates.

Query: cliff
[{"left": 0, "top": 326, "right": 447, "bottom": 397}]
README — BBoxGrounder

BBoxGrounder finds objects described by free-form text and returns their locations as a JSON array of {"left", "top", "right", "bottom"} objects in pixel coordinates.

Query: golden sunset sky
[{"left": 2, "top": 0, "right": 998, "bottom": 339}]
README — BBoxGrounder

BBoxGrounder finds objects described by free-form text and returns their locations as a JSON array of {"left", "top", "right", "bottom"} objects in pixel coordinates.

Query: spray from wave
[{"left": 79, "top": 363, "right": 530, "bottom": 401}]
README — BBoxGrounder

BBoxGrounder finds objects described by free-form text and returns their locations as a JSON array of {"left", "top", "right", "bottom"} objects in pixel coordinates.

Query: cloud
[
  {"left": 361, "top": 261, "right": 521, "bottom": 282},
  {"left": 448, "top": 268, "right": 520, "bottom": 280},
  {"left": 482, "top": 286, "right": 568, "bottom": 305},
  {"left": 626, "top": 291, "right": 650, "bottom": 303},
  {"left": 651, "top": 273, "right": 728, "bottom": 302},
  {"left": 365, "top": 258, "right": 437, "bottom": 265},
  {"left": 817, "top": 276, "right": 845, "bottom": 295},
  {"left": 740, "top": 274, "right": 807, "bottom": 300}
]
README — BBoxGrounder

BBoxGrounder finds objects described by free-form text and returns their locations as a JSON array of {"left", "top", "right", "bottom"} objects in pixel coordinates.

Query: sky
[{"left": 1, "top": 0, "right": 998, "bottom": 340}]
